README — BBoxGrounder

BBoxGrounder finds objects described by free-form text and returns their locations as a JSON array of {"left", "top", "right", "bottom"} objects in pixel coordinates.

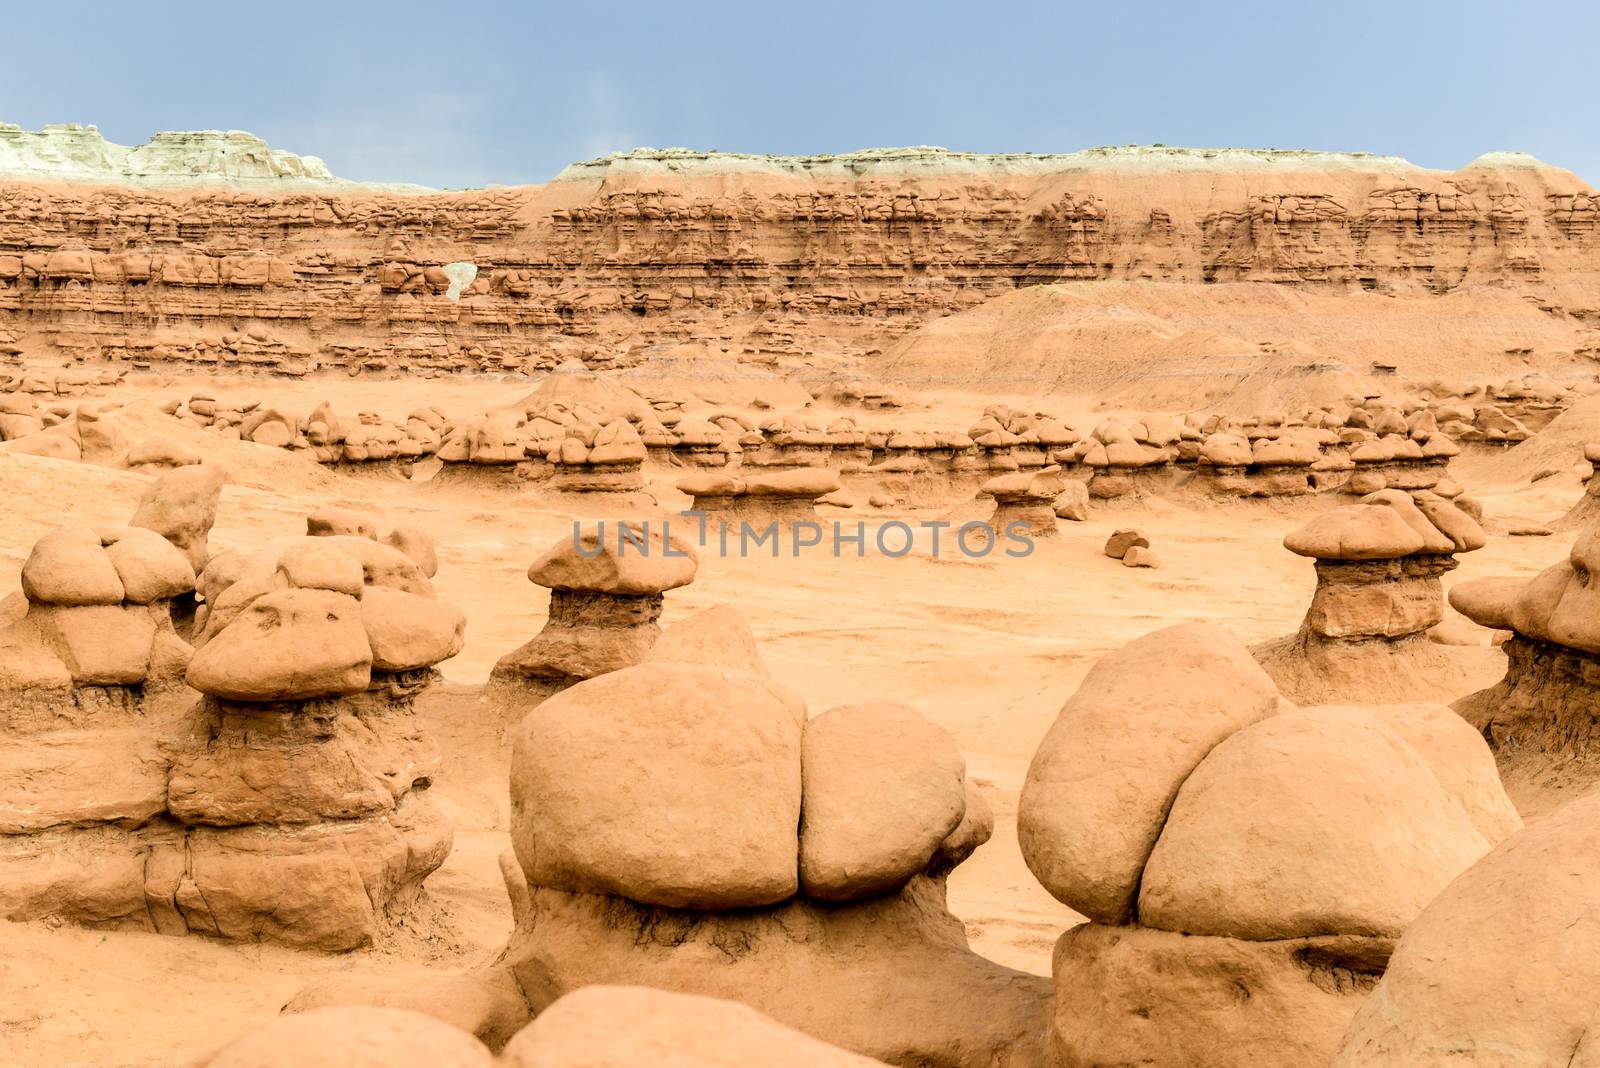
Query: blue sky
[{"left": 4, "top": 1, "right": 1596, "bottom": 188}]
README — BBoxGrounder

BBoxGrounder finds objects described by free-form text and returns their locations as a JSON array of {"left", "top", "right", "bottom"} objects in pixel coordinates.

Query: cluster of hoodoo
[
  {"left": 0, "top": 467, "right": 219, "bottom": 931},
  {"left": 0, "top": 524, "right": 196, "bottom": 717},
  {"left": 0, "top": 395, "right": 223, "bottom": 472},
  {"left": 538, "top": 419, "right": 647, "bottom": 492},
  {"left": 1254, "top": 489, "right": 1489, "bottom": 704},
  {"left": 1451, "top": 517, "right": 1600, "bottom": 798},
  {"left": 486, "top": 524, "right": 698, "bottom": 721},
  {"left": 1192, "top": 427, "right": 1323, "bottom": 496},
  {"left": 1018, "top": 623, "right": 1519, "bottom": 1068},
  {"left": 1068, "top": 417, "right": 1184, "bottom": 498},
  {"left": 741, "top": 412, "right": 847, "bottom": 469},
  {"left": 0, "top": 400, "right": 137, "bottom": 464},
  {"left": 169, "top": 395, "right": 410, "bottom": 456},
  {"left": 499, "top": 636, "right": 1049, "bottom": 1064},
  {"left": 431, "top": 362, "right": 666, "bottom": 486},
  {"left": 0, "top": 463, "right": 229, "bottom": 931},
  {"left": 0, "top": 521, "right": 201, "bottom": 928},
  {"left": 164, "top": 530, "right": 463, "bottom": 948}
]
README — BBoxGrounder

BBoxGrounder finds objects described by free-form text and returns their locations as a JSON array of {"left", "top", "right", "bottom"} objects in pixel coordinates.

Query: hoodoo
[
  {"left": 168, "top": 534, "right": 464, "bottom": 949},
  {"left": 501, "top": 656, "right": 1050, "bottom": 1065},
  {"left": 1254, "top": 489, "right": 1492, "bottom": 704},
  {"left": 1452, "top": 518, "right": 1600, "bottom": 804},
  {"left": 486, "top": 523, "right": 698, "bottom": 722},
  {"left": 1019, "top": 624, "right": 1518, "bottom": 1068}
]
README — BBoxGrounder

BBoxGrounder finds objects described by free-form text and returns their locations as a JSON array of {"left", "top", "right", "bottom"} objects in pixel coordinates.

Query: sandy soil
[{"left": 0, "top": 378, "right": 1579, "bottom": 1067}]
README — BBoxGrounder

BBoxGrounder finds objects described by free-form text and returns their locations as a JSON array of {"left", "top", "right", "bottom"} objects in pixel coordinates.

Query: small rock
[
  {"left": 1104, "top": 528, "right": 1149, "bottom": 560},
  {"left": 1053, "top": 482, "right": 1090, "bottom": 521},
  {"left": 1122, "top": 545, "right": 1160, "bottom": 568}
]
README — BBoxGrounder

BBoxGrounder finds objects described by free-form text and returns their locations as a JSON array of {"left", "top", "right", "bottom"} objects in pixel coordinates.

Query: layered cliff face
[{"left": 1, "top": 137, "right": 1597, "bottom": 383}]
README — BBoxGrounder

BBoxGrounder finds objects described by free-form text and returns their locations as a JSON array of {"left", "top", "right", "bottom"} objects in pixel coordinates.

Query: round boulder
[
  {"left": 360, "top": 587, "right": 467, "bottom": 672},
  {"left": 799, "top": 700, "right": 967, "bottom": 901},
  {"left": 645, "top": 604, "right": 769, "bottom": 677},
  {"left": 509, "top": 662, "right": 804, "bottom": 909},
  {"left": 1138, "top": 706, "right": 1497, "bottom": 940},
  {"left": 1018, "top": 623, "right": 1285, "bottom": 925},
  {"left": 1283, "top": 505, "right": 1425, "bottom": 561},
  {"left": 21, "top": 525, "right": 124, "bottom": 606},
  {"left": 1103, "top": 528, "right": 1149, "bottom": 560},
  {"left": 101, "top": 526, "right": 196, "bottom": 604}
]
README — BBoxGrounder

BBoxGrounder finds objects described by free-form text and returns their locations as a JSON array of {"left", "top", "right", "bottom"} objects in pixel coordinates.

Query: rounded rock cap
[
  {"left": 528, "top": 522, "right": 698, "bottom": 595},
  {"left": 1284, "top": 505, "right": 1427, "bottom": 560},
  {"left": 1448, "top": 577, "right": 1521, "bottom": 630},
  {"left": 741, "top": 467, "right": 842, "bottom": 498}
]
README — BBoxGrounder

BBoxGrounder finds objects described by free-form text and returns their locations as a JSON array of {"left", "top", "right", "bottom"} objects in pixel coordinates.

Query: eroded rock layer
[{"left": 2, "top": 146, "right": 1597, "bottom": 378}]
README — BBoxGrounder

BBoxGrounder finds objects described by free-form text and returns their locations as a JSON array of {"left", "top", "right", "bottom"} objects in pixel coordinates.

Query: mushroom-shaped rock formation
[
  {"left": 0, "top": 523, "right": 199, "bottom": 929},
  {"left": 1078, "top": 435, "right": 1175, "bottom": 499},
  {"left": 1193, "top": 430, "right": 1320, "bottom": 496},
  {"left": 1018, "top": 623, "right": 1518, "bottom": 1068},
  {"left": 545, "top": 419, "right": 647, "bottom": 493},
  {"left": 744, "top": 414, "right": 837, "bottom": 470},
  {"left": 1, "top": 523, "right": 196, "bottom": 715},
  {"left": 487, "top": 523, "right": 697, "bottom": 721},
  {"left": 1333, "top": 789, "right": 1600, "bottom": 1066},
  {"left": 799, "top": 700, "right": 967, "bottom": 901},
  {"left": 676, "top": 467, "right": 842, "bottom": 527},
  {"left": 1452, "top": 518, "right": 1600, "bottom": 804},
  {"left": 502, "top": 661, "right": 1049, "bottom": 1065},
  {"left": 979, "top": 465, "right": 1064, "bottom": 538},
  {"left": 156, "top": 536, "right": 464, "bottom": 950},
  {"left": 1343, "top": 429, "right": 1459, "bottom": 495},
  {"left": 1254, "top": 490, "right": 1496, "bottom": 704}
]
